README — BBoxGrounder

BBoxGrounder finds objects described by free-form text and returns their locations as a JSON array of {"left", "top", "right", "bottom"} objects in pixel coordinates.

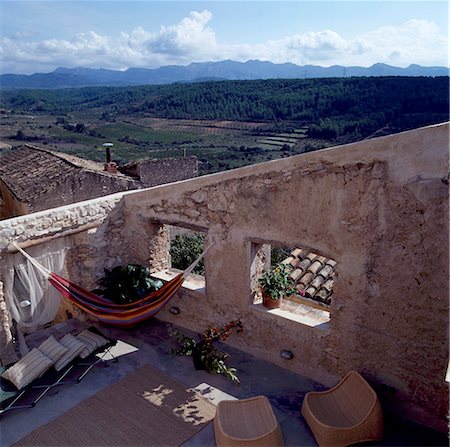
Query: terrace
[
  {"left": 1, "top": 318, "right": 447, "bottom": 446},
  {"left": 0, "top": 122, "right": 448, "bottom": 445}
]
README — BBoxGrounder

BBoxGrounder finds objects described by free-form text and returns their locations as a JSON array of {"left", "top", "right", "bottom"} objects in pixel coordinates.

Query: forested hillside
[{"left": 1, "top": 77, "right": 448, "bottom": 143}]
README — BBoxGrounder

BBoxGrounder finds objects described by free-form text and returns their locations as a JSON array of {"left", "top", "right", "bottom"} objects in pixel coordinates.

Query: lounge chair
[
  {"left": 301, "top": 371, "right": 383, "bottom": 447},
  {"left": 0, "top": 326, "right": 116, "bottom": 416}
]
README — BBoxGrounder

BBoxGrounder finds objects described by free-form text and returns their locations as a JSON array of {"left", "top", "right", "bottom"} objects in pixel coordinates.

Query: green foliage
[
  {"left": 258, "top": 263, "right": 295, "bottom": 300},
  {"left": 270, "top": 246, "right": 293, "bottom": 266},
  {"left": 1, "top": 77, "right": 448, "bottom": 144},
  {"left": 170, "top": 320, "right": 243, "bottom": 383},
  {"left": 98, "top": 264, "right": 163, "bottom": 304},
  {"left": 2, "top": 77, "right": 448, "bottom": 177},
  {"left": 170, "top": 233, "right": 205, "bottom": 275}
]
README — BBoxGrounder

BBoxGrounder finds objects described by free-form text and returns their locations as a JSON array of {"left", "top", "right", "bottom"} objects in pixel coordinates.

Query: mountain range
[{"left": 1, "top": 60, "right": 448, "bottom": 90}]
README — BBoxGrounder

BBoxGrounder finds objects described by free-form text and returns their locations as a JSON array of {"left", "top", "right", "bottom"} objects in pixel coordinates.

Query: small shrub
[{"left": 170, "top": 233, "right": 205, "bottom": 275}]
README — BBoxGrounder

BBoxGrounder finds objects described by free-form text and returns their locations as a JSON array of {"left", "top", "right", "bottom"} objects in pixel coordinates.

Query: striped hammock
[{"left": 11, "top": 242, "right": 211, "bottom": 328}]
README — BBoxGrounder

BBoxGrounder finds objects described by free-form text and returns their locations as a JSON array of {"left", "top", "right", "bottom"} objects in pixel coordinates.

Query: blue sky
[{"left": 1, "top": 1, "right": 448, "bottom": 74}]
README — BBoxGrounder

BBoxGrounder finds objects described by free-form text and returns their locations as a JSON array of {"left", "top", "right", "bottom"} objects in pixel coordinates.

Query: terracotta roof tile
[
  {"left": 0, "top": 145, "right": 133, "bottom": 203},
  {"left": 290, "top": 248, "right": 303, "bottom": 258},
  {"left": 282, "top": 247, "right": 337, "bottom": 306}
]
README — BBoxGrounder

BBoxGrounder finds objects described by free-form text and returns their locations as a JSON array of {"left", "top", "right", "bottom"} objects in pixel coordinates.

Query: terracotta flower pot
[{"left": 262, "top": 292, "right": 282, "bottom": 309}]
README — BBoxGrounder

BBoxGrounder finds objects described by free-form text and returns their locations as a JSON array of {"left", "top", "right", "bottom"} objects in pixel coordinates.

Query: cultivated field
[{"left": 0, "top": 112, "right": 329, "bottom": 174}]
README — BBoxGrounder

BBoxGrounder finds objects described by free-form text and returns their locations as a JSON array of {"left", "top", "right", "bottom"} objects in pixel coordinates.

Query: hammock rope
[{"left": 11, "top": 241, "right": 213, "bottom": 327}]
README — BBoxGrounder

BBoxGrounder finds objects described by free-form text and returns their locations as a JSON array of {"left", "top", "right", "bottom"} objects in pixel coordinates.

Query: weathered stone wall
[
  {"left": 122, "top": 123, "right": 448, "bottom": 431},
  {"left": 0, "top": 280, "right": 18, "bottom": 366},
  {"left": 136, "top": 156, "right": 198, "bottom": 188},
  {"left": 29, "top": 170, "right": 139, "bottom": 214},
  {"left": 0, "top": 179, "right": 29, "bottom": 219},
  {"left": 0, "top": 123, "right": 447, "bottom": 431}
]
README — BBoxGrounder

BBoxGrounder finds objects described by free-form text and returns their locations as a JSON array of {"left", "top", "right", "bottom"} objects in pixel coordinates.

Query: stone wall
[
  {"left": 29, "top": 170, "right": 139, "bottom": 215},
  {"left": 0, "top": 280, "right": 18, "bottom": 366},
  {"left": 136, "top": 156, "right": 198, "bottom": 188},
  {"left": 0, "top": 123, "right": 448, "bottom": 431},
  {"left": 0, "top": 179, "right": 29, "bottom": 219}
]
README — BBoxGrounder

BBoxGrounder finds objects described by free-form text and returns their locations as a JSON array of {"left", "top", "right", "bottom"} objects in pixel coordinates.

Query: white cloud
[
  {"left": 147, "top": 10, "right": 216, "bottom": 57},
  {"left": 356, "top": 19, "right": 448, "bottom": 67},
  {"left": 0, "top": 12, "right": 448, "bottom": 74}
]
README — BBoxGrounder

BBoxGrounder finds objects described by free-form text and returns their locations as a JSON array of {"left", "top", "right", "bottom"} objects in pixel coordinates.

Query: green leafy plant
[
  {"left": 170, "top": 320, "right": 243, "bottom": 383},
  {"left": 170, "top": 233, "right": 205, "bottom": 275},
  {"left": 98, "top": 264, "right": 163, "bottom": 304},
  {"left": 258, "top": 263, "right": 295, "bottom": 300}
]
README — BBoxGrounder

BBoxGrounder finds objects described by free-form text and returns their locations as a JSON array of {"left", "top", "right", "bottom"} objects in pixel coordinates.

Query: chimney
[
  {"left": 102, "top": 142, "right": 117, "bottom": 174},
  {"left": 104, "top": 162, "right": 118, "bottom": 174}
]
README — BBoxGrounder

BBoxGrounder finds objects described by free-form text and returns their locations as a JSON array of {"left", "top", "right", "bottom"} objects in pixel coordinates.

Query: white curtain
[{"left": 3, "top": 237, "right": 70, "bottom": 352}]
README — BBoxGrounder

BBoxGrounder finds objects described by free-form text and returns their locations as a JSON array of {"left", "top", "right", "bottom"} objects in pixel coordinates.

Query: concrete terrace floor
[{"left": 1, "top": 318, "right": 447, "bottom": 447}]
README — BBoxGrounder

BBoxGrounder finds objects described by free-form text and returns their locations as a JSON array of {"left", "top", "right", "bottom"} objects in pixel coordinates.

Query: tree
[{"left": 74, "top": 123, "right": 85, "bottom": 133}]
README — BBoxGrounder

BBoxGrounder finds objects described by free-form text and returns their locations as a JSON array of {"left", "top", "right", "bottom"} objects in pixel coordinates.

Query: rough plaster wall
[
  {"left": 250, "top": 244, "right": 270, "bottom": 304},
  {"left": 131, "top": 161, "right": 387, "bottom": 381},
  {"left": 123, "top": 124, "right": 448, "bottom": 432}
]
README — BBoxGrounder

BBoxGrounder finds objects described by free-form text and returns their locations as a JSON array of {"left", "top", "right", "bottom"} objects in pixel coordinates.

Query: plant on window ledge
[
  {"left": 170, "top": 320, "right": 243, "bottom": 383},
  {"left": 258, "top": 263, "right": 296, "bottom": 308}
]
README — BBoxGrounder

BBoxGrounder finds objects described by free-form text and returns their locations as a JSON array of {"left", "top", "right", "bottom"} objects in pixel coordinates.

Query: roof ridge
[
  {"left": 22, "top": 144, "right": 133, "bottom": 180},
  {"left": 23, "top": 144, "right": 88, "bottom": 168}
]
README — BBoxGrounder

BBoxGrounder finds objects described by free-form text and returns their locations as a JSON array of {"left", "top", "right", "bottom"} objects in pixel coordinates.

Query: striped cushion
[
  {"left": 38, "top": 335, "right": 68, "bottom": 364},
  {"left": 54, "top": 334, "right": 86, "bottom": 371},
  {"left": 1, "top": 348, "right": 53, "bottom": 390},
  {"left": 76, "top": 330, "right": 109, "bottom": 359}
]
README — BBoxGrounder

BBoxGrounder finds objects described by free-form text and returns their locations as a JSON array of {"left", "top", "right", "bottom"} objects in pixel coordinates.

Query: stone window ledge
[
  {"left": 151, "top": 268, "right": 205, "bottom": 294},
  {"left": 250, "top": 303, "right": 330, "bottom": 331}
]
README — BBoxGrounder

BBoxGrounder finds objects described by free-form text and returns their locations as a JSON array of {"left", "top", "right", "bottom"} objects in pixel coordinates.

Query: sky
[{"left": 0, "top": 1, "right": 448, "bottom": 74}]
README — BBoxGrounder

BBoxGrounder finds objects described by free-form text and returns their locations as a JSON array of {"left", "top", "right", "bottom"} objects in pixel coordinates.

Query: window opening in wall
[
  {"left": 151, "top": 224, "right": 207, "bottom": 294},
  {"left": 251, "top": 242, "right": 336, "bottom": 327},
  {"left": 169, "top": 226, "right": 205, "bottom": 275}
]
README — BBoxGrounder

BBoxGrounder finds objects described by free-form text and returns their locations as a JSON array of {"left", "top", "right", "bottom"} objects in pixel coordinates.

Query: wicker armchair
[
  {"left": 301, "top": 371, "right": 383, "bottom": 447},
  {"left": 214, "top": 396, "right": 284, "bottom": 446}
]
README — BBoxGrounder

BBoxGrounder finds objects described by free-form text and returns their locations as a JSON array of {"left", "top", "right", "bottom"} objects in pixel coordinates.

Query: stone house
[
  {"left": 0, "top": 145, "right": 198, "bottom": 219},
  {"left": 0, "top": 123, "right": 448, "bottom": 433}
]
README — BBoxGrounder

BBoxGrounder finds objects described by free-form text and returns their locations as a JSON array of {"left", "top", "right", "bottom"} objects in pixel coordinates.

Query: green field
[
  {"left": 94, "top": 123, "right": 203, "bottom": 144},
  {"left": 1, "top": 113, "right": 331, "bottom": 173}
]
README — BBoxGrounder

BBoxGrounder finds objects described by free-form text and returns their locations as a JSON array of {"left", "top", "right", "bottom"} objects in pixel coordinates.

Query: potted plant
[
  {"left": 170, "top": 320, "right": 243, "bottom": 383},
  {"left": 258, "top": 263, "right": 295, "bottom": 309}
]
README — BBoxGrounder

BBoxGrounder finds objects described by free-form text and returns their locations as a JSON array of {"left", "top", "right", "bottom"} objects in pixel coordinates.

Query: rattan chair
[
  {"left": 301, "top": 371, "right": 383, "bottom": 447},
  {"left": 214, "top": 396, "right": 284, "bottom": 446}
]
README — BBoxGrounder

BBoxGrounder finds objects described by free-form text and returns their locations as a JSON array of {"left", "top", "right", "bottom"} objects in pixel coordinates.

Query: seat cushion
[
  {"left": 1, "top": 348, "right": 53, "bottom": 390},
  {"left": 76, "top": 329, "right": 109, "bottom": 359},
  {"left": 54, "top": 334, "right": 86, "bottom": 371},
  {"left": 37, "top": 335, "right": 69, "bottom": 364}
]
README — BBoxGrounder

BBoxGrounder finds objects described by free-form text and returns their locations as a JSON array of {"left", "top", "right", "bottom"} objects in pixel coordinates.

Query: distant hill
[{"left": 1, "top": 60, "right": 448, "bottom": 90}]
